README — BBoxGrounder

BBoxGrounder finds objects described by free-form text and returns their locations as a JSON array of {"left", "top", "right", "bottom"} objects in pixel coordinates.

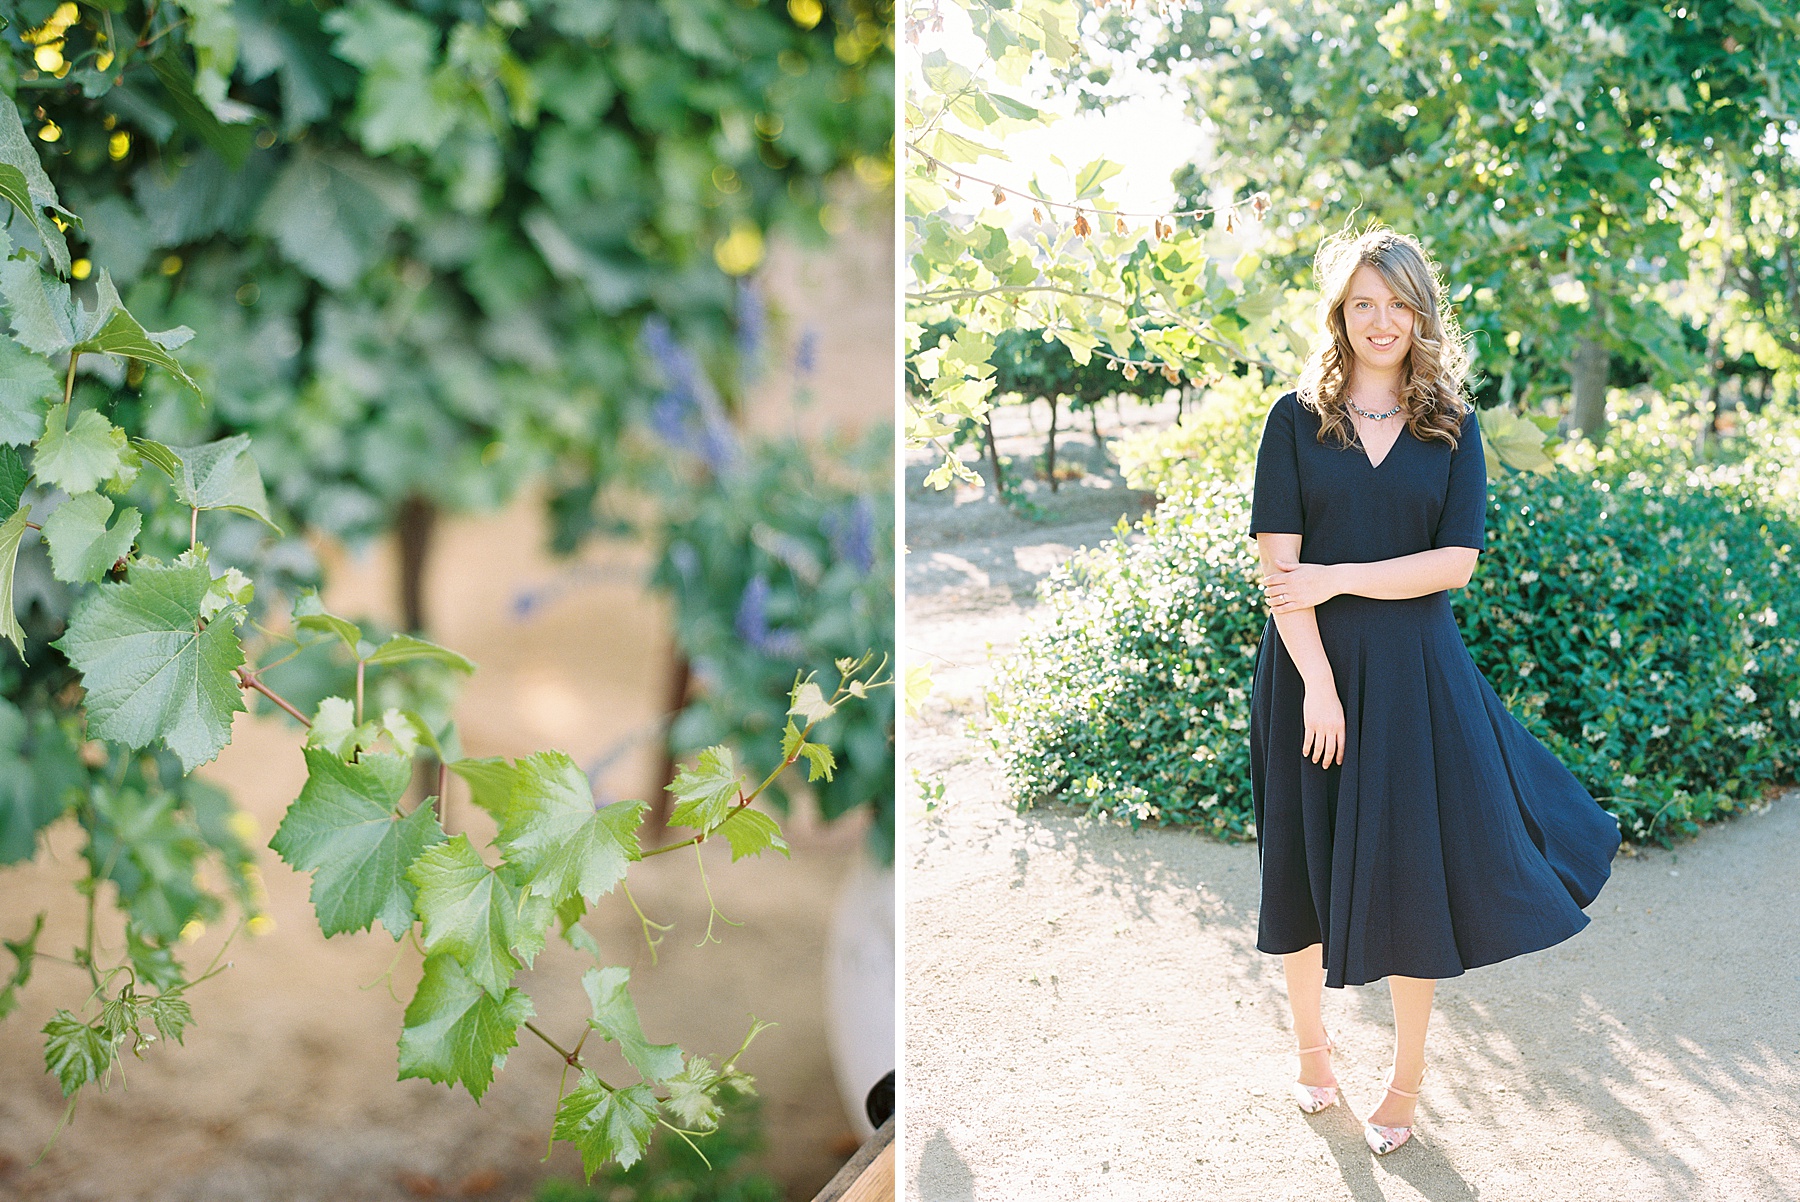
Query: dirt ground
[
  {"left": 901, "top": 401, "right": 1800, "bottom": 1202},
  {"left": 0, "top": 206, "right": 894, "bottom": 1202}
]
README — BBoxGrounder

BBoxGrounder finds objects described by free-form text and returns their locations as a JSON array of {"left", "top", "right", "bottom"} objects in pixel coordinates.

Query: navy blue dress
[{"left": 1247, "top": 391, "right": 1620, "bottom": 989}]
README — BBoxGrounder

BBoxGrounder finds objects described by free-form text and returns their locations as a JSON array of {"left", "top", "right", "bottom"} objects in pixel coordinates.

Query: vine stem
[
  {"left": 189, "top": 506, "right": 198, "bottom": 550},
  {"left": 355, "top": 660, "right": 365, "bottom": 725},
  {"left": 234, "top": 669, "right": 312, "bottom": 727},
  {"left": 63, "top": 350, "right": 79, "bottom": 407},
  {"left": 907, "top": 144, "right": 1253, "bottom": 222},
  {"left": 525, "top": 1022, "right": 612, "bottom": 1090}
]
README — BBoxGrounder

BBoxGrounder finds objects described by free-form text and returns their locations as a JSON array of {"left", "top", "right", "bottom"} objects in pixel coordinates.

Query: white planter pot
[{"left": 824, "top": 846, "right": 895, "bottom": 1139}]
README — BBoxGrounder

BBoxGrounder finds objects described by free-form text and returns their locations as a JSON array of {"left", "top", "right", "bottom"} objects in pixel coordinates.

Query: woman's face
[{"left": 1341, "top": 262, "right": 1416, "bottom": 378}]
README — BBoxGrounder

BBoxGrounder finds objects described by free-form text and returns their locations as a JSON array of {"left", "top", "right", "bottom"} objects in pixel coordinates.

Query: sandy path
[{"left": 901, "top": 410, "right": 1800, "bottom": 1202}]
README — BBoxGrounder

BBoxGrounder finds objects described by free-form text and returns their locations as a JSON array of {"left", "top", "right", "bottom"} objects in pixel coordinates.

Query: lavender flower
[
  {"left": 794, "top": 325, "right": 820, "bottom": 378},
  {"left": 824, "top": 495, "right": 877, "bottom": 574},
  {"left": 640, "top": 315, "right": 739, "bottom": 473},
  {"left": 734, "top": 573, "right": 804, "bottom": 658},
  {"left": 737, "top": 278, "right": 766, "bottom": 368}
]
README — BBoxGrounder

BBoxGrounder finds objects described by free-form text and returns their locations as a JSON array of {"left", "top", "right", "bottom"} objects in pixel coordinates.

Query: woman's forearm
[
  {"left": 1271, "top": 607, "right": 1335, "bottom": 691},
  {"left": 1330, "top": 547, "right": 1478, "bottom": 600}
]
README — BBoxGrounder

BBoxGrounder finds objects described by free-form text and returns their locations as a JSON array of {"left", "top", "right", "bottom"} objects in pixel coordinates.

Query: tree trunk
[
  {"left": 1045, "top": 395, "right": 1060, "bottom": 492},
  {"left": 1087, "top": 402, "right": 1105, "bottom": 462},
  {"left": 983, "top": 420, "right": 1004, "bottom": 501},
  {"left": 647, "top": 646, "right": 692, "bottom": 842},
  {"left": 396, "top": 493, "right": 438, "bottom": 634},
  {"left": 1566, "top": 336, "right": 1610, "bottom": 446}
]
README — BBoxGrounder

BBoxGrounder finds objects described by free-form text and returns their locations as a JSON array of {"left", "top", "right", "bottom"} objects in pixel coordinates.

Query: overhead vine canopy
[{"left": 5, "top": 0, "right": 894, "bottom": 549}]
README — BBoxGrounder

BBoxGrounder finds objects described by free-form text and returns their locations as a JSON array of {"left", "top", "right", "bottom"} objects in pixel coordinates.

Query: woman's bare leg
[
  {"left": 1282, "top": 945, "right": 1336, "bottom": 1088},
  {"left": 1368, "top": 975, "right": 1434, "bottom": 1126}
]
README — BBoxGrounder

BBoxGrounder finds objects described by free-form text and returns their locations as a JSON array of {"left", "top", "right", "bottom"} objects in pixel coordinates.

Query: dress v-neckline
[{"left": 1357, "top": 422, "right": 1406, "bottom": 470}]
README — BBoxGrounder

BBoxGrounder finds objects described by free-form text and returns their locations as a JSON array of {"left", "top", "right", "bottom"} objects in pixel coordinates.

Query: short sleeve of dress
[
  {"left": 1248, "top": 394, "right": 1305, "bottom": 537},
  {"left": 1432, "top": 407, "right": 1488, "bottom": 550}
]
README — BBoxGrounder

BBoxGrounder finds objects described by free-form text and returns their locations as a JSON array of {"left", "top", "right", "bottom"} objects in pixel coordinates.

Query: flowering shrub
[{"left": 990, "top": 401, "right": 1800, "bottom": 845}]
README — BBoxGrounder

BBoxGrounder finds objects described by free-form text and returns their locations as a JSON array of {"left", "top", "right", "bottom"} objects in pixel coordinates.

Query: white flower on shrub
[
  {"left": 1519, "top": 570, "right": 1540, "bottom": 584},
  {"left": 1735, "top": 683, "right": 1757, "bottom": 704},
  {"left": 1549, "top": 495, "right": 1564, "bottom": 509},
  {"left": 1608, "top": 629, "right": 1622, "bottom": 649},
  {"left": 1736, "top": 721, "right": 1770, "bottom": 740},
  {"left": 1756, "top": 607, "right": 1778, "bottom": 626},
  {"left": 1621, "top": 774, "right": 1638, "bottom": 788},
  {"left": 1650, "top": 723, "right": 1671, "bottom": 739},
  {"left": 1583, "top": 723, "right": 1607, "bottom": 743},
  {"left": 1518, "top": 661, "right": 1535, "bottom": 677}
]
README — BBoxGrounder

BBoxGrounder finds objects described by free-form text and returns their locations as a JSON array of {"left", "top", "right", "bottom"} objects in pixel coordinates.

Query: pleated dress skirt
[{"left": 1249, "top": 592, "right": 1622, "bottom": 989}]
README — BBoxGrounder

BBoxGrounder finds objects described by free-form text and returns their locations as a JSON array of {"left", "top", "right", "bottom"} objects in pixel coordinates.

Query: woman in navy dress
[{"left": 1246, "top": 227, "right": 1620, "bottom": 1155}]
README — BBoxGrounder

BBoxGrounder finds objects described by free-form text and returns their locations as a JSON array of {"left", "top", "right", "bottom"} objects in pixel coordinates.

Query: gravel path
[{"left": 902, "top": 409, "right": 1800, "bottom": 1202}]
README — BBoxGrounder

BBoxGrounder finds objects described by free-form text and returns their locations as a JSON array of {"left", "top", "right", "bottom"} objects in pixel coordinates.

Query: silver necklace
[{"left": 1347, "top": 396, "right": 1404, "bottom": 420}]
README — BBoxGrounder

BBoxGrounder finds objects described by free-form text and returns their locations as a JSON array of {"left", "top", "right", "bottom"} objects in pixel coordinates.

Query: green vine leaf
[
  {"left": 35, "top": 404, "right": 129, "bottom": 497},
  {"left": 292, "top": 592, "right": 367, "bottom": 657},
  {"left": 661, "top": 1054, "right": 724, "bottom": 1129},
  {"left": 41, "top": 492, "right": 141, "bottom": 583},
  {"left": 0, "top": 257, "right": 76, "bottom": 356},
  {"left": 0, "top": 100, "right": 73, "bottom": 274},
  {"left": 779, "top": 719, "right": 836, "bottom": 784},
  {"left": 553, "top": 1074, "right": 659, "bottom": 1178},
  {"left": 408, "top": 834, "right": 551, "bottom": 999},
  {"left": 397, "top": 952, "right": 532, "bottom": 1101},
  {"left": 666, "top": 745, "right": 741, "bottom": 833},
  {"left": 268, "top": 748, "right": 445, "bottom": 938},
  {"left": 498, "top": 752, "right": 643, "bottom": 906},
  {"left": 364, "top": 632, "right": 475, "bottom": 672},
  {"left": 718, "top": 808, "right": 789, "bottom": 862},
  {"left": 305, "top": 696, "right": 360, "bottom": 758},
  {"left": 0, "top": 446, "right": 24, "bottom": 517},
  {"left": 0, "top": 337, "right": 57, "bottom": 446},
  {"left": 68, "top": 271, "right": 202, "bottom": 395},
  {"left": 148, "top": 994, "right": 193, "bottom": 1045},
  {"left": 42, "top": 1010, "right": 113, "bottom": 1096},
  {"left": 449, "top": 756, "right": 518, "bottom": 825},
  {"left": 0, "top": 503, "right": 31, "bottom": 660},
  {"left": 0, "top": 911, "right": 45, "bottom": 1020},
  {"left": 50, "top": 555, "right": 246, "bottom": 769},
  {"left": 140, "top": 434, "right": 279, "bottom": 530},
  {"left": 580, "top": 966, "right": 682, "bottom": 1083}
]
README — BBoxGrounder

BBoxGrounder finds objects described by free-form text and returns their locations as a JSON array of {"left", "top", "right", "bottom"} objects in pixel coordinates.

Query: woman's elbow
[{"left": 1448, "top": 548, "right": 1479, "bottom": 589}]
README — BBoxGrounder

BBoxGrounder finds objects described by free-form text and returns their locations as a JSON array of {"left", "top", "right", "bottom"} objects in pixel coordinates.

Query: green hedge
[{"left": 989, "top": 409, "right": 1800, "bottom": 845}]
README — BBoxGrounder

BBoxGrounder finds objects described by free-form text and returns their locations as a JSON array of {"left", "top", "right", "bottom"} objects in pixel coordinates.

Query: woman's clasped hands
[{"left": 1261, "top": 558, "right": 1339, "bottom": 614}]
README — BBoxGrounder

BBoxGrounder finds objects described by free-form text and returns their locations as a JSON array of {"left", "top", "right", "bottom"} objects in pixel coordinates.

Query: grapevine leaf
[
  {"left": 0, "top": 911, "right": 45, "bottom": 1021},
  {"left": 199, "top": 566, "right": 254, "bottom": 621},
  {"left": 291, "top": 591, "right": 364, "bottom": 656},
  {"left": 85, "top": 786, "right": 212, "bottom": 943},
  {"left": 556, "top": 894, "right": 601, "bottom": 956},
  {"left": 125, "top": 927, "right": 185, "bottom": 993},
  {"left": 0, "top": 257, "right": 75, "bottom": 355},
  {"left": 787, "top": 679, "right": 836, "bottom": 724},
  {"left": 41, "top": 492, "right": 141, "bottom": 583},
  {"left": 397, "top": 952, "right": 532, "bottom": 1101},
  {"left": 35, "top": 404, "right": 129, "bottom": 496},
  {"left": 498, "top": 752, "right": 643, "bottom": 906},
  {"left": 268, "top": 748, "right": 445, "bottom": 939},
  {"left": 159, "top": 434, "right": 280, "bottom": 531},
  {"left": 778, "top": 718, "right": 834, "bottom": 784},
  {"left": 408, "top": 834, "right": 551, "bottom": 998},
  {"left": 581, "top": 966, "right": 682, "bottom": 1083},
  {"left": 0, "top": 504, "right": 31, "bottom": 661},
  {"left": 68, "top": 271, "right": 202, "bottom": 395},
  {"left": 42, "top": 1011, "right": 113, "bottom": 1096},
  {"left": 667, "top": 745, "right": 741, "bottom": 832},
  {"left": 718, "top": 808, "right": 789, "bottom": 862},
  {"left": 0, "top": 101, "right": 73, "bottom": 274},
  {"left": 0, "top": 702, "right": 81, "bottom": 861},
  {"left": 378, "top": 707, "right": 422, "bottom": 756},
  {"left": 50, "top": 555, "right": 246, "bottom": 770},
  {"left": 305, "top": 696, "right": 359, "bottom": 758},
  {"left": 450, "top": 756, "right": 518, "bottom": 825},
  {"left": 797, "top": 741, "right": 836, "bottom": 783},
  {"left": 553, "top": 1074, "right": 659, "bottom": 1178},
  {"left": 661, "top": 1055, "right": 723, "bottom": 1129},
  {"left": 129, "top": 437, "right": 181, "bottom": 480},
  {"left": 0, "top": 446, "right": 24, "bottom": 517},
  {"left": 148, "top": 994, "right": 193, "bottom": 1044},
  {"left": 364, "top": 633, "right": 476, "bottom": 672},
  {"left": 0, "top": 336, "right": 57, "bottom": 445}
]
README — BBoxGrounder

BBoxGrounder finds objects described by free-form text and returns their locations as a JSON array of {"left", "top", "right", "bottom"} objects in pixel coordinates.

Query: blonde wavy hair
[{"left": 1295, "top": 225, "right": 1473, "bottom": 451}]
